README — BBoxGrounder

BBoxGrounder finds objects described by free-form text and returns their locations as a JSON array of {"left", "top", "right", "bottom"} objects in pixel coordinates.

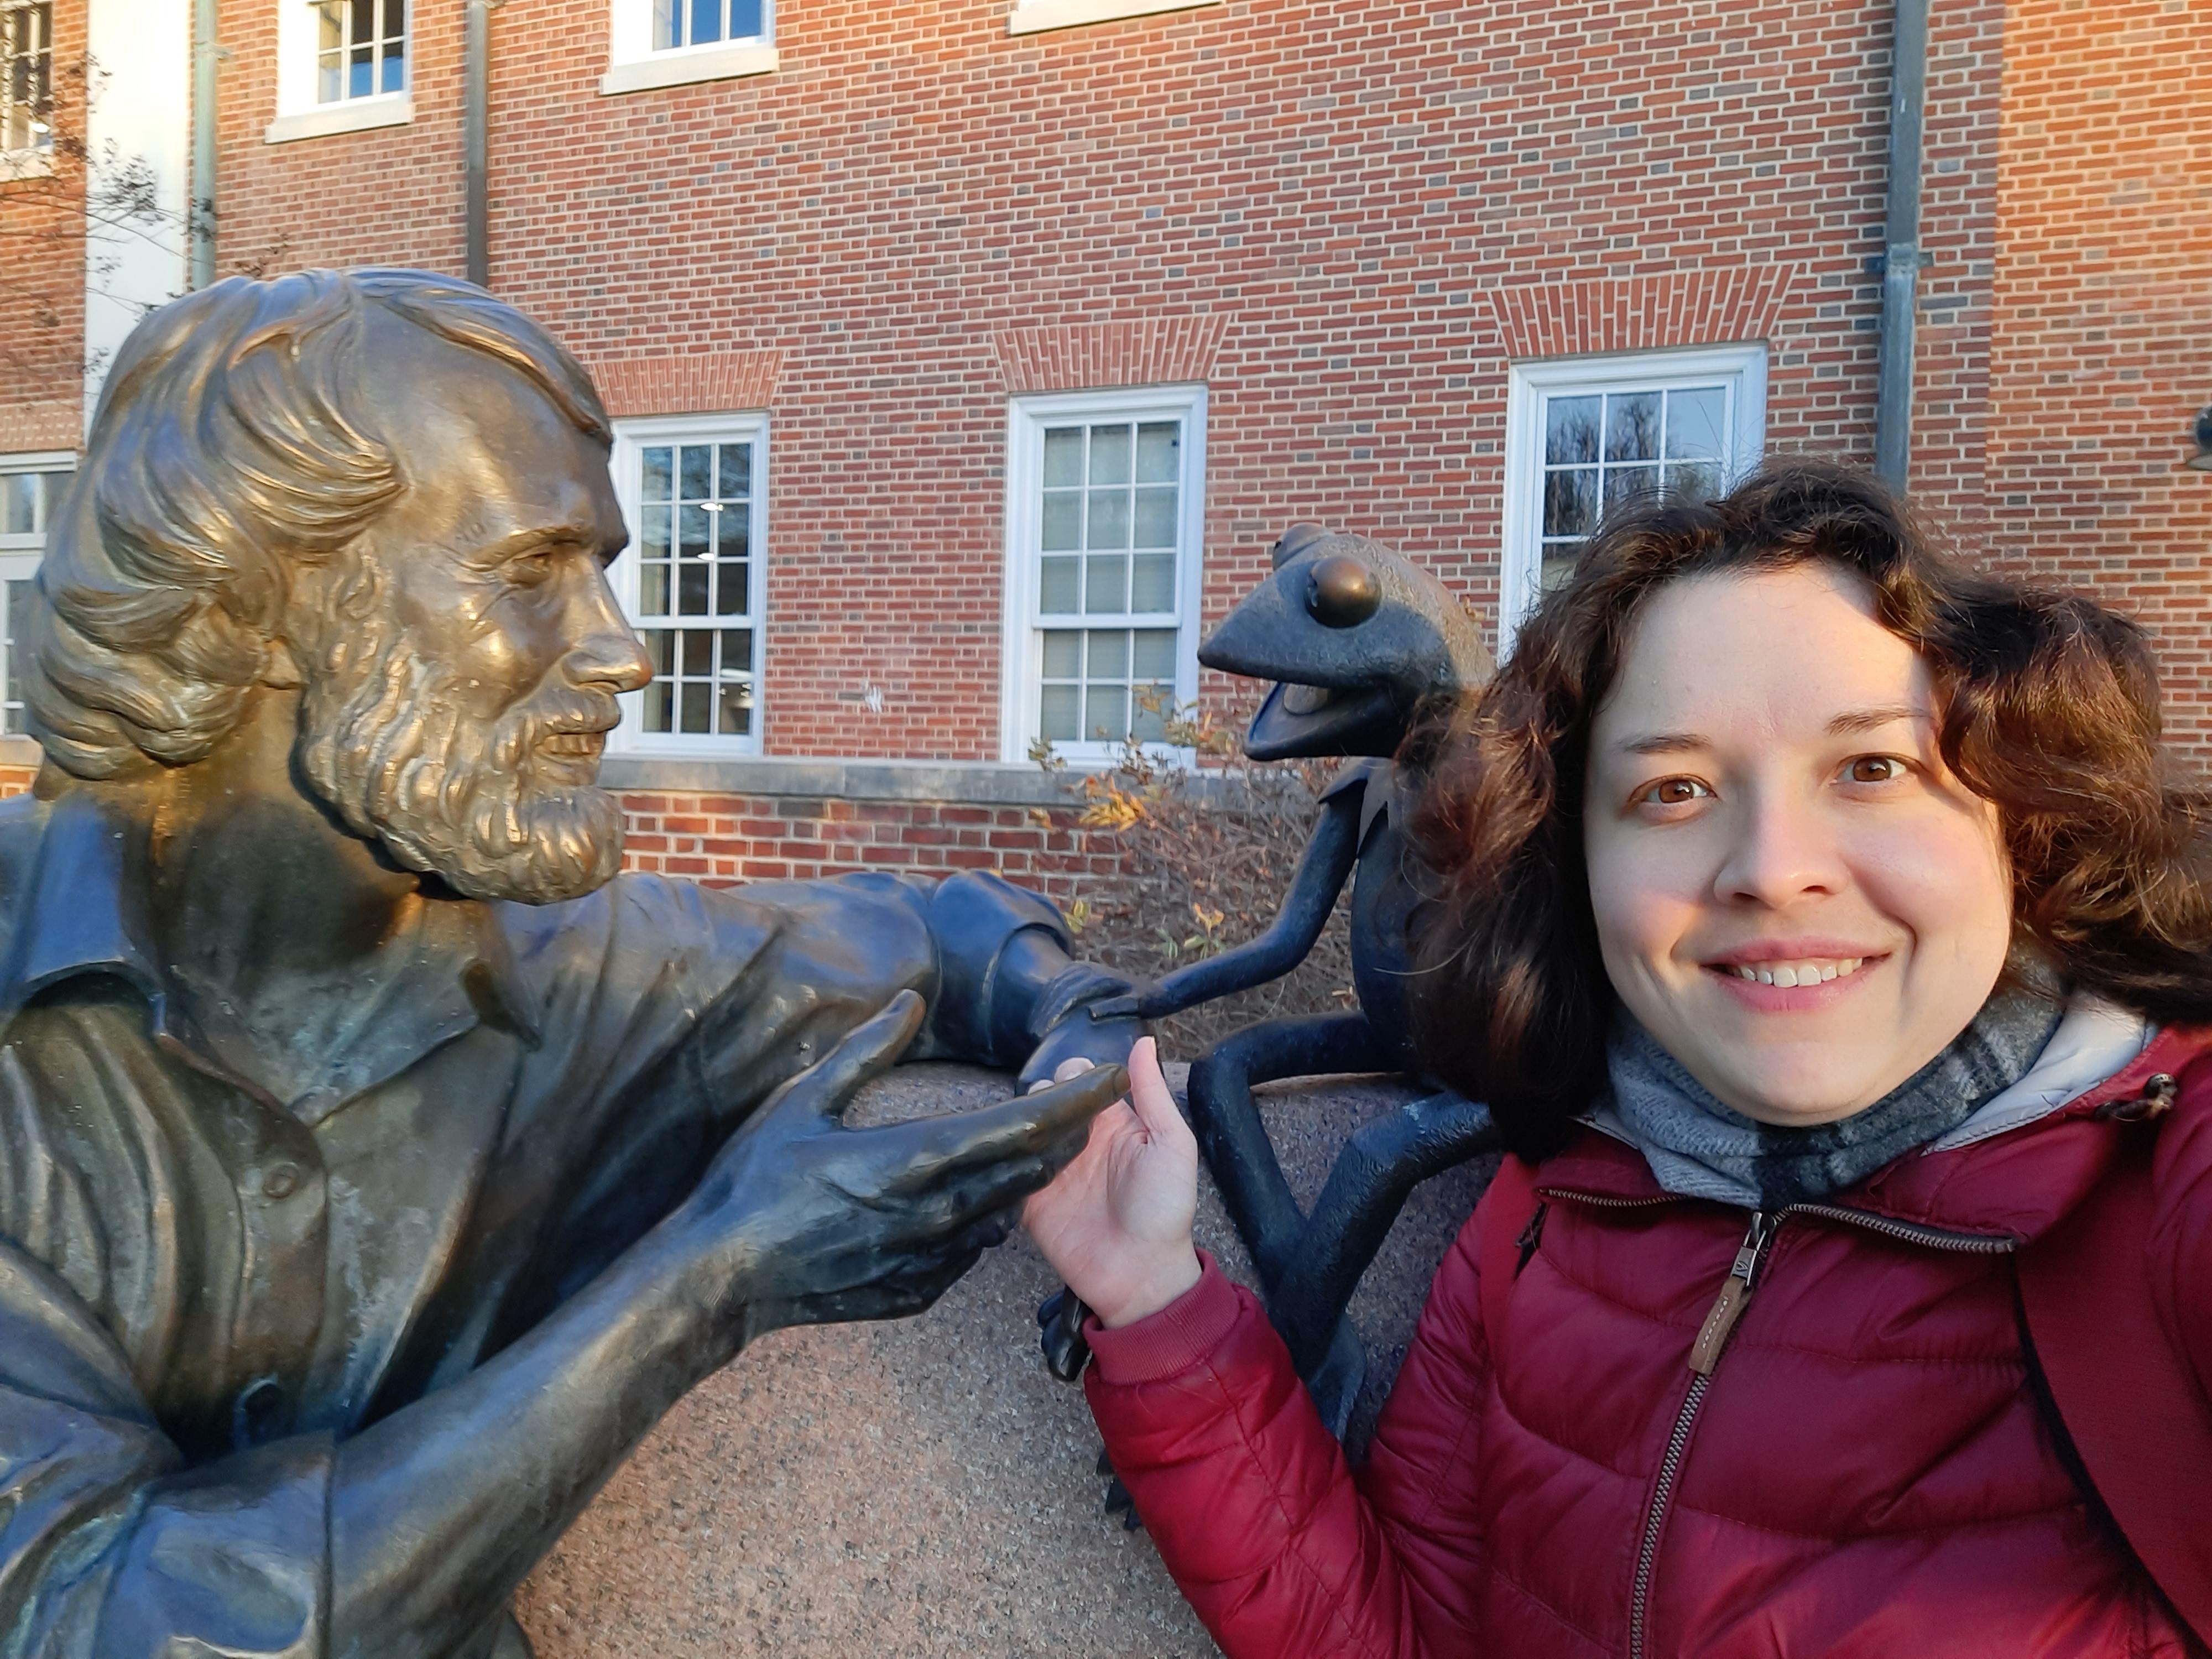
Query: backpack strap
[{"left": 2017, "top": 1098, "right": 2212, "bottom": 1642}]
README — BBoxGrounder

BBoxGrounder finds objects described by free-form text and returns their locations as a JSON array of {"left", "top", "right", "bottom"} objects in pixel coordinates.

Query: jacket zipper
[
  {"left": 1554, "top": 1196, "right": 2018, "bottom": 1659},
  {"left": 1627, "top": 1209, "right": 1781, "bottom": 1659}
]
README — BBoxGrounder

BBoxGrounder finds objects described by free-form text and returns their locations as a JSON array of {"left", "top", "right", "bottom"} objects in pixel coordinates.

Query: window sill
[
  {"left": 599, "top": 41, "right": 778, "bottom": 96},
  {"left": 1008, "top": 0, "right": 1222, "bottom": 35},
  {"left": 0, "top": 147, "right": 54, "bottom": 182},
  {"left": 596, "top": 752, "right": 1238, "bottom": 804},
  {"left": 264, "top": 93, "right": 413, "bottom": 145},
  {"left": 600, "top": 754, "right": 1079, "bottom": 806}
]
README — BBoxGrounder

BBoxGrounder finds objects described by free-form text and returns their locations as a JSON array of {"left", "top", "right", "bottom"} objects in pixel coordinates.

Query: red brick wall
[
  {"left": 619, "top": 791, "right": 1129, "bottom": 902},
  {"left": 208, "top": 0, "right": 1947, "bottom": 760},
  {"left": 211, "top": 0, "right": 465, "bottom": 276},
  {"left": 1982, "top": 0, "right": 2212, "bottom": 765},
  {"left": 0, "top": 0, "right": 85, "bottom": 447}
]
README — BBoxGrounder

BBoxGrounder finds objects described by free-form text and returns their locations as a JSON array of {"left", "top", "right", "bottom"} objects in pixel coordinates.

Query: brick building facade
[{"left": 0, "top": 0, "right": 2204, "bottom": 893}]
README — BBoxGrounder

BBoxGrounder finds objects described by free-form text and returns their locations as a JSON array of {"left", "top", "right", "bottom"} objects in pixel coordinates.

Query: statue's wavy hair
[
  {"left": 1405, "top": 458, "right": 2212, "bottom": 1160},
  {"left": 24, "top": 267, "right": 608, "bottom": 779}
]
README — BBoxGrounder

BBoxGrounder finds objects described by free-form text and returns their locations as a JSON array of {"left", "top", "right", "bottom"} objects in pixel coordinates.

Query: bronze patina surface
[{"left": 0, "top": 269, "right": 1137, "bottom": 1659}]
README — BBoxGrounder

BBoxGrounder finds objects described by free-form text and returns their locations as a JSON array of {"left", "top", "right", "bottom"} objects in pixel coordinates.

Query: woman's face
[{"left": 1582, "top": 564, "right": 2013, "bottom": 1125}]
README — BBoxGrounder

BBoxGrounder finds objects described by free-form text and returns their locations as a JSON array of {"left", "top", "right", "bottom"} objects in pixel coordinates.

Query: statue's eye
[
  {"left": 1305, "top": 554, "right": 1381, "bottom": 628},
  {"left": 507, "top": 549, "right": 559, "bottom": 585}
]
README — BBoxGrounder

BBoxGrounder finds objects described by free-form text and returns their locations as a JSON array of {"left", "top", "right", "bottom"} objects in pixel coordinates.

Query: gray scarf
[{"left": 1603, "top": 980, "right": 2065, "bottom": 1209}]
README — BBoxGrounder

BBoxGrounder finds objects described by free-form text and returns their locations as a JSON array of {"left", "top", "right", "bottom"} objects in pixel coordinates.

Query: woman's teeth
[{"left": 1726, "top": 958, "right": 1864, "bottom": 988}]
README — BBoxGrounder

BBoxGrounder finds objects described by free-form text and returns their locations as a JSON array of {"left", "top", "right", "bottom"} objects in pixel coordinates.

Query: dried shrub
[{"left": 1034, "top": 696, "right": 1358, "bottom": 1060}]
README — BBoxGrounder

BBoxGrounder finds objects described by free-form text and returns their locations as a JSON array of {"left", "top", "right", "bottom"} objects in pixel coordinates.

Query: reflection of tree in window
[
  {"left": 1036, "top": 419, "right": 1180, "bottom": 747},
  {"left": 0, "top": 468, "right": 70, "bottom": 738},
  {"left": 655, "top": 0, "right": 765, "bottom": 50},
  {"left": 3, "top": 580, "right": 32, "bottom": 734},
  {"left": 3, "top": 2, "right": 52, "bottom": 152},
  {"left": 315, "top": 0, "right": 406, "bottom": 103},
  {"left": 1539, "top": 385, "right": 1727, "bottom": 591},
  {"left": 634, "top": 442, "right": 755, "bottom": 738}
]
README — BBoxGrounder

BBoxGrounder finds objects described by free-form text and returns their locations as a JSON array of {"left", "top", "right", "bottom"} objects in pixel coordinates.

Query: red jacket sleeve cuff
[{"left": 1083, "top": 1251, "right": 1248, "bottom": 1386}]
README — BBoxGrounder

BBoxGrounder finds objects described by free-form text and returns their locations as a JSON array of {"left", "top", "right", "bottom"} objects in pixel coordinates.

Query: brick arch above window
[
  {"left": 992, "top": 316, "right": 1229, "bottom": 397},
  {"left": 582, "top": 351, "right": 785, "bottom": 420},
  {"left": 1483, "top": 264, "right": 1803, "bottom": 361}
]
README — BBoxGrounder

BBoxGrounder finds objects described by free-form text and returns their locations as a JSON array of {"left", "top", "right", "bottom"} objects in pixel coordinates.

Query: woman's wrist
[{"left": 1092, "top": 1243, "right": 1205, "bottom": 1329}]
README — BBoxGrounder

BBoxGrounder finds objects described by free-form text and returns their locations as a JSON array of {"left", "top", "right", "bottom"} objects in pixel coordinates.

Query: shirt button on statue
[{"left": 262, "top": 1163, "right": 304, "bottom": 1201}]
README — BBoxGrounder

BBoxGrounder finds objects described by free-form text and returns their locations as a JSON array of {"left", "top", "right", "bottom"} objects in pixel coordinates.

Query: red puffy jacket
[{"left": 1085, "top": 1028, "right": 2212, "bottom": 1658}]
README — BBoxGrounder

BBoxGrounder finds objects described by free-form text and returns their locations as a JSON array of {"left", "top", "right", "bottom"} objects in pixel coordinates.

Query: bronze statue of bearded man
[{"left": 0, "top": 269, "right": 1138, "bottom": 1659}]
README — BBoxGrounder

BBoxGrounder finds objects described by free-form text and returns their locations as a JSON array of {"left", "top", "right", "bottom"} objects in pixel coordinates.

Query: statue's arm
[
  {"left": 0, "top": 1192, "right": 727, "bottom": 1658},
  {"left": 0, "top": 1001, "right": 1118, "bottom": 1659},
  {"left": 679, "top": 868, "right": 1146, "bottom": 1095},
  {"left": 1112, "top": 783, "right": 1364, "bottom": 1018},
  {"left": 325, "top": 1202, "right": 747, "bottom": 1653},
  {"left": 0, "top": 1238, "right": 336, "bottom": 1658}
]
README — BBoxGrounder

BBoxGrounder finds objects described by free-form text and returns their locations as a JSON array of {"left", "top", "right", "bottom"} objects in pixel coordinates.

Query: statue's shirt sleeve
[{"left": 472, "top": 867, "right": 1072, "bottom": 1339}]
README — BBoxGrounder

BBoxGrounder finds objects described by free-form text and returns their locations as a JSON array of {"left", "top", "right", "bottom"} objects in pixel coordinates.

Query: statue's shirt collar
[{"left": 0, "top": 789, "right": 539, "bottom": 1123}]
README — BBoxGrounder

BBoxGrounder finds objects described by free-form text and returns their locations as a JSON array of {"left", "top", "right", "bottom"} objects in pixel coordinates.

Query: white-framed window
[
  {"left": 268, "top": 0, "right": 412, "bottom": 142},
  {"left": 606, "top": 414, "right": 766, "bottom": 757},
  {"left": 0, "top": 452, "right": 72, "bottom": 737},
  {"left": 602, "top": 0, "right": 776, "bottom": 95},
  {"left": 1498, "top": 345, "right": 1767, "bottom": 654},
  {"left": 313, "top": 0, "right": 406, "bottom": 103},
  {"left": 2, "top": 1, "right": 52, "bottom": 166},
  {"left": 1000, "top": 385, "right": 1206, "bottom": 765}
]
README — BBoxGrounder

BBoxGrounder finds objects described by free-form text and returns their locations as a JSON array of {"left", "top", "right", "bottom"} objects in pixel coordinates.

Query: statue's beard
[{"left": 294, "top": 607, "right": 624, "bottom": 905}]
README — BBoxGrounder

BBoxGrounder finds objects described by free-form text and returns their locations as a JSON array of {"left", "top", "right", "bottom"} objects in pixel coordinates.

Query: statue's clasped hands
[{"left": 666, "top": 990, "right": 1129, "bottom": 1350}]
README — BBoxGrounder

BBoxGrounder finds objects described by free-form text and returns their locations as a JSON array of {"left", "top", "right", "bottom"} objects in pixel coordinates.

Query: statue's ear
[{"left": 261, "top": 636, "right": 306, "bottom": 689}]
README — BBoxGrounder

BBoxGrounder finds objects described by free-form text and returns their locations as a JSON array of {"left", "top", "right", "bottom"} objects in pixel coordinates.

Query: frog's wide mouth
[{"left": 1243, "top": 678, "right": 1397, "bottom": 760}]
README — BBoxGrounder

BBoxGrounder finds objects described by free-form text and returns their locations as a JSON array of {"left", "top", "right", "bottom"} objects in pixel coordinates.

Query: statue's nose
[{"left": 1305, "top": 554, "right": 1381, "bottom": 629}]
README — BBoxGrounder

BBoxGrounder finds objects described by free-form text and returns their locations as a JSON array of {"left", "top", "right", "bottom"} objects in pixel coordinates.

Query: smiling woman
[
  {"left": 1020, "top": 458, "right": 2212, "bottom": 1658},
  {"left": 1410, "top": 461, "right": 2212, "bottom": 1156}
]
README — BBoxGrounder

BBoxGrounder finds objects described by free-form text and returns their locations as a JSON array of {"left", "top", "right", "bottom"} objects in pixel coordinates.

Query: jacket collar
[
  {"left": 1538, "top": 1024, "right": 2212, "bottom": 1247},
  {"left": 0, "top": 788, "right": 539, "bottom": 1116}
]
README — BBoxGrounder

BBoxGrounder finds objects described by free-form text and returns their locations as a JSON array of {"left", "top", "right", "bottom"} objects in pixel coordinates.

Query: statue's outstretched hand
[
  {"left": 673, "top": 989, "right": 1127, "bottom": 1342},
  {"left": 1021, "top": 1037, "right": 1203, "bottom": 1330}
]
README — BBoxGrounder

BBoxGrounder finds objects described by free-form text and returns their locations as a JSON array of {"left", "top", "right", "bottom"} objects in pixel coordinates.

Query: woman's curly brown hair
[{"left": 1405, "top": 458, "right": 2212, "bottom": 1160}]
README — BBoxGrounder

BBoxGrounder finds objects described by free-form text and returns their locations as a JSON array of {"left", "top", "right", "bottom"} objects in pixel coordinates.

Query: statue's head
[
  {"left": 24, "top": 267, "right": 653, "bottom": 904},
  {"left": 1197, "top": 524, "right": 1494, "bottom": 762}
]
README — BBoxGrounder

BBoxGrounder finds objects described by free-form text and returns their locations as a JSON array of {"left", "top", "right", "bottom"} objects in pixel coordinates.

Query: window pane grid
[
  {"left": 1037, "top": 418, "right": 1180, "bottom": 632},
  {"left": 1036, "top": 628, "right": 1179, "bottom": 745},
  {"left": 632, "top": 438, "right": 757, "bottom": 743},
  {"left": 1538, "top": 384, "right": 1726, "bottom": 592},
  {"left": 1030, "top": 410, "right": 1187, "bottom": 751},
  {"left": 315, "top": 0, "right": 406, "bottom": 105},
  {"left": 654, "top": 0, "right": 766, "bottom": 51},
  {"left": 3, "top": 3, "right": 51, "bottom": 152}
]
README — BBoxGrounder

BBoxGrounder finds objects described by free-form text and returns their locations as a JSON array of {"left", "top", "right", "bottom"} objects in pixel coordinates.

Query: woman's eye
[
  {"left": 1637, "top": 777, "right": 1713, "bottom": 807},
  {"left": 1843, "top": 755, "right": 1907, "bottom": 784}
]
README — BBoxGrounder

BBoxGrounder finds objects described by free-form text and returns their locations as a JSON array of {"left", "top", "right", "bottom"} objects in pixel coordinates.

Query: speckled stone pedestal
[{"left": 514, "top": 1061, "right": 1499, "bottom": 1658}]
